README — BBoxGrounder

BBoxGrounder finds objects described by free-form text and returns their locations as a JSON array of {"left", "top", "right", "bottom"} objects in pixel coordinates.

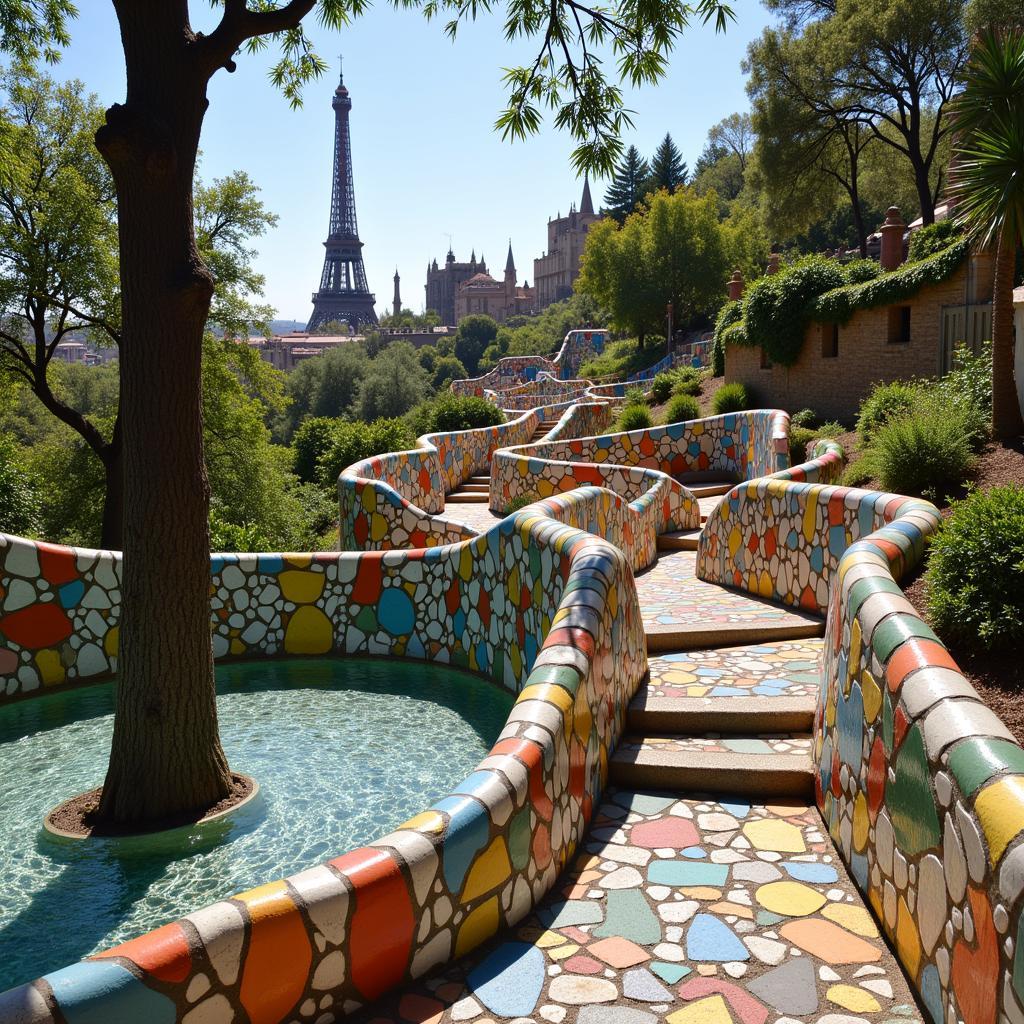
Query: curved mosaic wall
[
  {"left": 695, "top": 474, "right": 934, "bottom": 617},
  {"left": 338, "top": 409, "right": 540, "bottom": 550},
  {"left": 0, "top": 505, "right": 647, "bottom": 1023},
  {"left": 815, "top": 496, "right": 1024, "bottom": 1024},
  {"left": 486, "top": 374, "right": 598, "bottom": 412},
  {"left": 451, "top": 356, "right": 557, "bottom": 398}
]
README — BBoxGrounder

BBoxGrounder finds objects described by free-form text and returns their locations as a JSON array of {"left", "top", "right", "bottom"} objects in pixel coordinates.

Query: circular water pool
[{"left": 0, "top": 658, "right": 513, "bottom": 990}]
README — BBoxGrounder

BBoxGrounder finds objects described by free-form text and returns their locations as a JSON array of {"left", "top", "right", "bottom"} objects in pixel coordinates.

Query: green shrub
[
  {"left": 624, "top": 386, "right": 649, "bottom": 406},
  {"left": 671, "top": 366, "right": 704, "bottom": 397},
  {"left": 841, "top": 460, "right": 875, "bottom": 488},
  {"left": 926, "top": 484, "right": 1024, "bottom": 652},
  {"left": 936, "top": 341, "right": 992, "bottom": 421},
  {"left": 710, "top": 382, "right": 750, "bottom": 415},
  {"left": 664, "top": 393, "right": 700, "bottom": 424},
  {"left": 856, "top": 381, "right": 921, "bottom": 443},
  {"left": 791, "top": 408, "right": 817, "bottom": 428},
  {"left": 867, "top": 396, "right": 976, "bottom": 497},
  {"left": 908, "top": 220, "right": 962, "bottom": 263},
  {"left": 503, "top": 494, "right": 536, "bottom": 515},
  {"left": 816, "top": 420, "right": 845, "bottom": 438},
  {"left": 649, "top": 372, "right": 676, "bottom": 403},
  {"left": 316, "top": 417, "right": 415, "bottom": 488},
  {"left": 617, "top": 403, "right": 653, "bottom": 431},
  {"left": 788, "top": 426, "right": 817, "bottom": 465},
  {"left": 423, "top": 393, "right": 505, "bottom": 433}
]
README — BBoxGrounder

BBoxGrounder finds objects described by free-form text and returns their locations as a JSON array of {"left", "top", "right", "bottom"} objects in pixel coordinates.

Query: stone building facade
[
  {"left": 454, "top": 244, "right": 536, "bottom": 324},
  {"left": 726, "top": 250, "right": 994, "bottom": 423},
  {"left": 424, "top": 250, "right": 488, "bottom": 326},
  {"left": 533, "top": 178, "right": 602, "bottom": 309}
]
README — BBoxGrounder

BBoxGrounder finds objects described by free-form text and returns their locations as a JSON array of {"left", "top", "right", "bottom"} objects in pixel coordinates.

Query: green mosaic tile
[
  {"left": 948, "top": 738, "right": 1024, "bottom": 798},
  {"left": 528, "top": 664, "right": 582, "bottom": 694},
  {"left": 888, "top": 724, "right": 941, "bottom": 856},
  {"left": 848, "top": 576, "right": 904, "bottom": 619},
  {"left": 871, "top": 614, "right": 939, "bottom": 663}
]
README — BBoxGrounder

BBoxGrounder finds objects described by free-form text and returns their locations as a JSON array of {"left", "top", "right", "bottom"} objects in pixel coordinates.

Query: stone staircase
[
  {"left": 611, "top": 534, "right": 825, "bottom": 798},
  {"left": 445, "top": 421, "right": 557, "bottom": 503}
]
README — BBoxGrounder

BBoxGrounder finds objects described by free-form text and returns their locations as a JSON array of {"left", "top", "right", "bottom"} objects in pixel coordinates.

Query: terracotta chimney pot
[
  {"left": 880, "top": 206, "right": 906, "bottom": 271},
  {"left": 727, "top": 269, "right": 745, "bottom": 301}
]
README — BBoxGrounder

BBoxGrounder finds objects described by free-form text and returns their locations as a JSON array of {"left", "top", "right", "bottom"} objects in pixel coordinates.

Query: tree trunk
[
  {"left": 912, "top": 158, "right": 935, "bottom": 226},
  {"left": 99, "top": 439, "right": 123, "bottom": 551},
  {"left": 95, "top": 3, "right": 231, "bottom": 824},
  {"left": 991, "top": 226, "right": 1024, "bottom": 440}
]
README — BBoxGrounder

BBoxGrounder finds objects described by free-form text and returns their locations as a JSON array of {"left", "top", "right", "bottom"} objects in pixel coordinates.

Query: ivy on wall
[
  {"left": 718, "top": 237, "right": 970, "bottom": 368},
  {"left": 810, "top": 239, "right": 970, "bottom": 325}
]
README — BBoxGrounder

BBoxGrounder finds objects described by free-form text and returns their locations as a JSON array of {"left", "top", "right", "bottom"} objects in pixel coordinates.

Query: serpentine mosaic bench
[{"left": 3, "top": 401, "right": 1024, "bottom": 1024}]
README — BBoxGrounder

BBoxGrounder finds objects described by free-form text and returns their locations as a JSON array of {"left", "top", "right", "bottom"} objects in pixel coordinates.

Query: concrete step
[
  {"left": 459, "top": 482, "right": 490, "bottom": 492},
  {"left": 610, "top": 732, "right": 814, "bottom": 797},
  {"left": 646, "top": 618, "right": 825, "bottom": 652},
  {"left": 467, "top": 475, "right": 491, "bottom": 484},
  {"left": 445, "top": 492, "right": 490, "bottom": 503},
  {"left": 628, "top": 689, "right": 815, "bottom": 734},
  {"left": 688, "top": 482, "right": 735, "bottom": 499},
  {"left": 657, "top": 529, "right": 701, "bottom": 551}
]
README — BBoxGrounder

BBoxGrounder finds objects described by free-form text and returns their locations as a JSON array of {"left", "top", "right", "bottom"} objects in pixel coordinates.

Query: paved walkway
[
  {"left": 362, "top": 465, "right": 917, "bottom": 1024},
  {"left": 634, "top": 553, "right": 823, "bottom": 651},
  {"left": 356, "top": 789, "right": 921, "bottom": 1024}
]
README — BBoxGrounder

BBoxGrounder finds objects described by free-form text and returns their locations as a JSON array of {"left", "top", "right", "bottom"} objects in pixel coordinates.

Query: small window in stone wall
[
  {"left": 887, "top": 305, "right": 911, "bottom": 344},
  {"left": 822, "top": 323, "right": 839, "bottom": 358},
  {"left": 760, "top": 347, "right": 773, "bottom": 369}
]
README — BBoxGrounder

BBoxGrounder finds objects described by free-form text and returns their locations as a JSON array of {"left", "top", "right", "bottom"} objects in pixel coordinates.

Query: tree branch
[{"left": 200, "top": 0, "right": 317, "bottom": 75}]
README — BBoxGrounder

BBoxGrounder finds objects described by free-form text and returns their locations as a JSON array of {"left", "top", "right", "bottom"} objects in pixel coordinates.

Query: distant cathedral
[
  {"left": 533, "top": 177, "right": 601, "bottom": 309},
  {"left": 307, "top": 64, "right": 377, "bottom": 332},
  {"left": 455, "top": 243, "right": 535, "bottom": 324},
  {"left": 424, "top": 250, "right": 488, "bottom": 326}
]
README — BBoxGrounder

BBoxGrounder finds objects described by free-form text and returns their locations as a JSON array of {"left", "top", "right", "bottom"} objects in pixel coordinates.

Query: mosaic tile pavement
[
  {"left": 645, "top": 642, "right": 824, "bottom": 701},
  {"left": 355, "top": 788, "right": 921, "bottom": 1024},
  {"left": 634, "top": 552, "right": 824, "bottom": 644},
  {"left": 438, "top": 501, "right": 507, "bottom": 534}
]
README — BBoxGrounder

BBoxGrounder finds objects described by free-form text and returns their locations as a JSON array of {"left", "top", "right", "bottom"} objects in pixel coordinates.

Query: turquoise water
[{"left": 0, "top": 658, "right": 513, "bottom": 991}]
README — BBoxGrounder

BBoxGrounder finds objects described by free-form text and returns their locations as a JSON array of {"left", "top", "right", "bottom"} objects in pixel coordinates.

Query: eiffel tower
[{"left": 307, "top": 62, "right": 377, "bottom": 332}]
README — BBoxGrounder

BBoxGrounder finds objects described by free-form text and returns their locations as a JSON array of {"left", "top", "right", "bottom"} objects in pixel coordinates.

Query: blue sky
[{"left": 57, "top": 3, "right": 772, "bottom": 324}]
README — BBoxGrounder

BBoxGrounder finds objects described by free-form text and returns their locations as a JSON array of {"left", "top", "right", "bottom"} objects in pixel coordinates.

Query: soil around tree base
[{"left": 44, "top": 772, "right": 257, "bottom": 839}]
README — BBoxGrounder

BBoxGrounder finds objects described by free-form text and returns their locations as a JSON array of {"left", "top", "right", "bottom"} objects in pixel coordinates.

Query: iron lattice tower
[{"left": 307, "top": 65, "right": 377, "bottom": 331}]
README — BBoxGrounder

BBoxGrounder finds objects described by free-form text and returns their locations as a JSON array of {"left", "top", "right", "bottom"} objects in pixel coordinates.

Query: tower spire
[
  {"left": 580, "top": 174, "right": 594, "bottom": 216},
  {"left": 307, "top": 63, "right": 377, "bottom": 332},
  {"left": 393, "top": 268, "right": 401, "bottom": 319}
]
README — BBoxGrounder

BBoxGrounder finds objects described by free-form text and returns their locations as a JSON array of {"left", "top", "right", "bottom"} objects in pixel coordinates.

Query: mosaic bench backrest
[
  {"left": 696, "top": 474, "right": 934, "bottom": 616},
  {"left": 551, "top": 329, "right": 608, "bottom": 379},
  {"left": 816, "top": 503, "right": 1024, "bottom": 1024},
  {"left": 338, "top": 408, "right": 541, "bottom": 549},
  {"left": 491, "top": 410, "right": 790, "bottom": 512},
  {"left": 486, "top": 374, "right": 597, "bottom": 411},
  {"left": 450, "top": 355, "right": 557, "bottom": 397},
  {"left": 0, "top": 506, "right": 647, "bottom": 1024}
]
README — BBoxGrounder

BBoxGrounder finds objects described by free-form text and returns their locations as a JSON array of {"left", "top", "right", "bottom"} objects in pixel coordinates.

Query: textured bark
[
  {"left": 95, "top": 1, "right": 231, "bottom": 824},
  {"left": 991, "top": 227, "right": 1024, "bottom": 440}
]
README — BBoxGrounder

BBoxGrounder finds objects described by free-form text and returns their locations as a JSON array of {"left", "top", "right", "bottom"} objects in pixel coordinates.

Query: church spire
[
  {"left": 580, "top": 174, "right": 594, "bottom": 216},
  {"left": 505, "top": 239, "right": 515, "bottom": 275}
]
